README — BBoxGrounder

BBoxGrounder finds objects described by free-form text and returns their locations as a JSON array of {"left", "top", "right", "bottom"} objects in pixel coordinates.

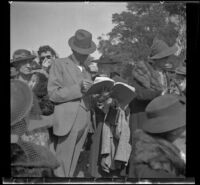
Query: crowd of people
[{"left": 10, "top": 29, "right": 186, "bottom": 179}]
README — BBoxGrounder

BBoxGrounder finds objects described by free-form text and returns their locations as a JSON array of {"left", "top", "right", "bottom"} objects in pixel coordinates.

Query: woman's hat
[
  {"left": 175, "top": 65, "right": 186, "bottom": 76},
  {"left": 141, "top": 94, "right": 186, "bottom": 134},
  {"left": 149, "top": 38, "right": 178, "bottom": 60},
  {"left": 11, "top": 49, "right": 36, "bottom": 65},
  {"left": 68, "top": 29, "right": 96, "bottom": 55},
  {"left": 11, "top": 80, "right": 33, "bottom": 126}
]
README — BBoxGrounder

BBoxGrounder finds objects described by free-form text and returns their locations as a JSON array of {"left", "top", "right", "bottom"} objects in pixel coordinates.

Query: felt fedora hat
[
  {"left": 149, "top": 38, "right": 178, "bottom": 60},
  {"left": 11, "top": 49, "right": 36, "bottom": 65},
  {"left": 141, "top": 94, "right": 186, "bottom": 134},
  {"left": 11, "top": 79, "right": 33, "bottom": 126},
  {"left": 68, "top": 29, "right": 96, "bottom": 55}
]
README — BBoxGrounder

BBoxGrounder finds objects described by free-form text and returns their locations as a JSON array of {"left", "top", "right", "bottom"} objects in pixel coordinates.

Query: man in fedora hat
[
  {"left": 148, "top": 38, "right": 181, "bottom": 95},
  {"left": 128, "top": 94, "right": 186, "bottom": 178},
  {"left": 48, "top": 29, "right": 96, "bottom": 177}
]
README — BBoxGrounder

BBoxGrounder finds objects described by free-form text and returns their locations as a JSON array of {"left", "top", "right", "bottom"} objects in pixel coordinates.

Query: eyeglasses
[{"left": 40, "top": 55, "right": 52, "bottom": 61}]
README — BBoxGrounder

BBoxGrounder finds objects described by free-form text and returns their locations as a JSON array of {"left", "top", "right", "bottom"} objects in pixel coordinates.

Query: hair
[
  {"left": 38, "top": 45, "right": 58, "bottom": 58},
  {"left": 148, "top": 126, "right": 186, "bottom": 142}
]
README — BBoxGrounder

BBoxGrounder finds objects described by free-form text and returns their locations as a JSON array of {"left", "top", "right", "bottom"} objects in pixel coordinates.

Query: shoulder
[
  {"left": 53, "top": 57, "right": 70, "bottom": 65},
  {"left": 50, "top": 57, "right": 72, "bottom": 72}
]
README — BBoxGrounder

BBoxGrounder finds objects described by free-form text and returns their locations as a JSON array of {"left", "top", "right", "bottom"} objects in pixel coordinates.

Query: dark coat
[
  {"left": 129, "top": 80, "right": 161, "bottom": 114},
  {"left": 128, "top": 129, "right": 185, "bottom": 178},
  {"left": 88, "top": 107, "right": 105, "bottom": 177},
  {"left": 32, "top": 72, "right": 54, "bottom": 116}
]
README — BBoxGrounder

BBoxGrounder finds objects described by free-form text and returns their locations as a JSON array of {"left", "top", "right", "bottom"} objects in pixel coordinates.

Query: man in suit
[{"left": 47, "top": 29, "right": 96, "bottom": 177}]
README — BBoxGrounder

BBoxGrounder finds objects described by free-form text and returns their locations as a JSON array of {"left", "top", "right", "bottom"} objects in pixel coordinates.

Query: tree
[{"left": 97, "top": 2, "right": 186, "bottom": 63}]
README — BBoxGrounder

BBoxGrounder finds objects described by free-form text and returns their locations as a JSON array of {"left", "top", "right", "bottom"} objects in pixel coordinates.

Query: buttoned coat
[{"left": 47, "top": 55, "right": 92, "bottom": 136}]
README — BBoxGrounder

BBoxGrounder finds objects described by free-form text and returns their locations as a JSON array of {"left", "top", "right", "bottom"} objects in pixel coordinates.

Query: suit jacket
[{"left": 47, "top": 55, "right": 92, "bottom": 136}]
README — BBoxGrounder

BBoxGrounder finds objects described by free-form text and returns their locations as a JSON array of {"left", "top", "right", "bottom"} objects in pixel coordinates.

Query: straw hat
[{"left": 11, "top": 80, "right": 33, "bottom": 126}]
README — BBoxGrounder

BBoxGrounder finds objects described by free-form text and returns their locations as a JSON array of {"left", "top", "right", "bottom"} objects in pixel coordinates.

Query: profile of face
[{"left": 40, "top": 51, "right": 55, "bottom": 68}]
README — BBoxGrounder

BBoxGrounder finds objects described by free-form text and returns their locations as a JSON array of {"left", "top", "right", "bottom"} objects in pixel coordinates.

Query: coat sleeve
[
  {"left": 131, "top": 80, "right": 161, "bottom": 101},
  {"left": 47, "top": 60, "right": 83, "bottom": 103}
]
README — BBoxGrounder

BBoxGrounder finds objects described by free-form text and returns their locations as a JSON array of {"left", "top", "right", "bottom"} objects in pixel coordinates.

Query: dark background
[{"left": 1, "top": 0, "right": 199, "bottom": 182}]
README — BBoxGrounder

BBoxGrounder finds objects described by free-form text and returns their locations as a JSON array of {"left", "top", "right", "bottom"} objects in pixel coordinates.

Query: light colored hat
[
  {"left": 68, "top": 29, "right": 96, "bottom": 55},
  {"left": 86, "top": 77, "right": 114, "bottom": 95},
  {"left": 11, "top": 80, "right": 33, "bottom": 126},
  {"left": 149, "top": 38, "right": 178, "bottom": 59}
]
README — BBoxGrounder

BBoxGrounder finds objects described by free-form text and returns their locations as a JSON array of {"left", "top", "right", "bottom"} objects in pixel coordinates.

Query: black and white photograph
[{"left": 9, "top": 1, "right": 191, "bottom": 183}]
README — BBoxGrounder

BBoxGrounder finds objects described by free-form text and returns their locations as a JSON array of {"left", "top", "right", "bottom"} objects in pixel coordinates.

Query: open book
[{"left": 86, "top": 76, "right": 136, "bottom": 108}]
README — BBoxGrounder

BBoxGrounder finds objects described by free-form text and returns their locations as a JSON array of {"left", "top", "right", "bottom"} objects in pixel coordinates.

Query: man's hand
[{"left": 80, "top": 79, "right": 93, "bottom": 93}]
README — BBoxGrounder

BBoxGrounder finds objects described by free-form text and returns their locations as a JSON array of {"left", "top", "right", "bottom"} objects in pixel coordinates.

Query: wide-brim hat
[
  {"left": 151, "top": 54, "right": 183, "bottom": 72},
  {"left": 149, "top": 38, "right": 178, "bottom": 60},
  {"left": 11, "top": 80, "right": 33, "bottom": 126},
  {"left": 175, "top": 65, "right": 186, "bottom": 75},
  {"left": 86, "top": 77, "right": 114, "bottom": 95},
  {"left": 141, "top": 94, "right": 186, "bottom": 134},
  {"left": 68, "top": 29, "right": 96, "bottom": 55},
  {"left": 11, "top": 49, "right": 36, "bottom": 65}
]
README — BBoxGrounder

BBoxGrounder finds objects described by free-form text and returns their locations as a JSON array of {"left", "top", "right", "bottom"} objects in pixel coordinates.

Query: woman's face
[{"left": 17, "top": 60, "right": 33, "bottom": 75}]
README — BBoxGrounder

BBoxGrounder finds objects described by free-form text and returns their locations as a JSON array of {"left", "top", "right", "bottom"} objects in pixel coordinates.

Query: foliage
[{"left": 97, "top": 2, "right": 186, "bottom": 80}]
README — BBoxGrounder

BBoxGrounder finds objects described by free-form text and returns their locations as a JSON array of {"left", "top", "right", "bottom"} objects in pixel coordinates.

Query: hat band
[
  {"left": 73, "top": 38, "right": 92, "bottom": 49},
  {"left": 13, "top": 53, "right": 32, "bottom": 60},
  {"left": 147, "top": 101, "right": 184, "bottom": 119}
]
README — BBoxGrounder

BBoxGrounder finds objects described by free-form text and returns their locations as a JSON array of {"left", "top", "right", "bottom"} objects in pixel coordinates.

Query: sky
[{"left": 10, "top": 2, "right": 127, "bottom": 59}]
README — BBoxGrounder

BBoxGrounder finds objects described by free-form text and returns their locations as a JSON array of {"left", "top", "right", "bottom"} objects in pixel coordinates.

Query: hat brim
[
  {"left": 175, "top": 68, "right": 186, "bottom": 75},
  {"left": 68, "top": 36, "right": 96, "bottom": 55},
  {"left": 141, "top": 106, "right": 186, "bottom": 134},
  {"left": 11, "top": 80, "right": 33, "bottom": 126},
  {"left": 11, "top": 55, "right": 36, "bottom": 64},
  {"left": 150, "top": 45, "right": 178, "bottom": 59},
  {"left": 86, "top": 80, "right": 114, "bottom": 95}
]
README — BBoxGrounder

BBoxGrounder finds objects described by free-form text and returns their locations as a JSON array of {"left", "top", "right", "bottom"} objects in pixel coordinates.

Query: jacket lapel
[
  {"left": 65, "top": 56, "right": 81, "bottom": 84},
  {"left": 65, "top": 55, "right": 92, "bottom": 84}
]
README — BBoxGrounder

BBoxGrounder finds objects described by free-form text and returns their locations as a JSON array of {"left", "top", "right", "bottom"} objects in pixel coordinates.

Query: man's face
[{"left": 40, "top": 51, "right": 55, "bottom": 68}]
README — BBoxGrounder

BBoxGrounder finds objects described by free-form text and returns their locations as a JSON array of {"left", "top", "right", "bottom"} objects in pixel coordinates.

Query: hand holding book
[
  {"left": 80, "top": 79, "right": 93, "bottom": 94},
  {"left": 86, "top": 77, "right": 136, "bottom": 109}
]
